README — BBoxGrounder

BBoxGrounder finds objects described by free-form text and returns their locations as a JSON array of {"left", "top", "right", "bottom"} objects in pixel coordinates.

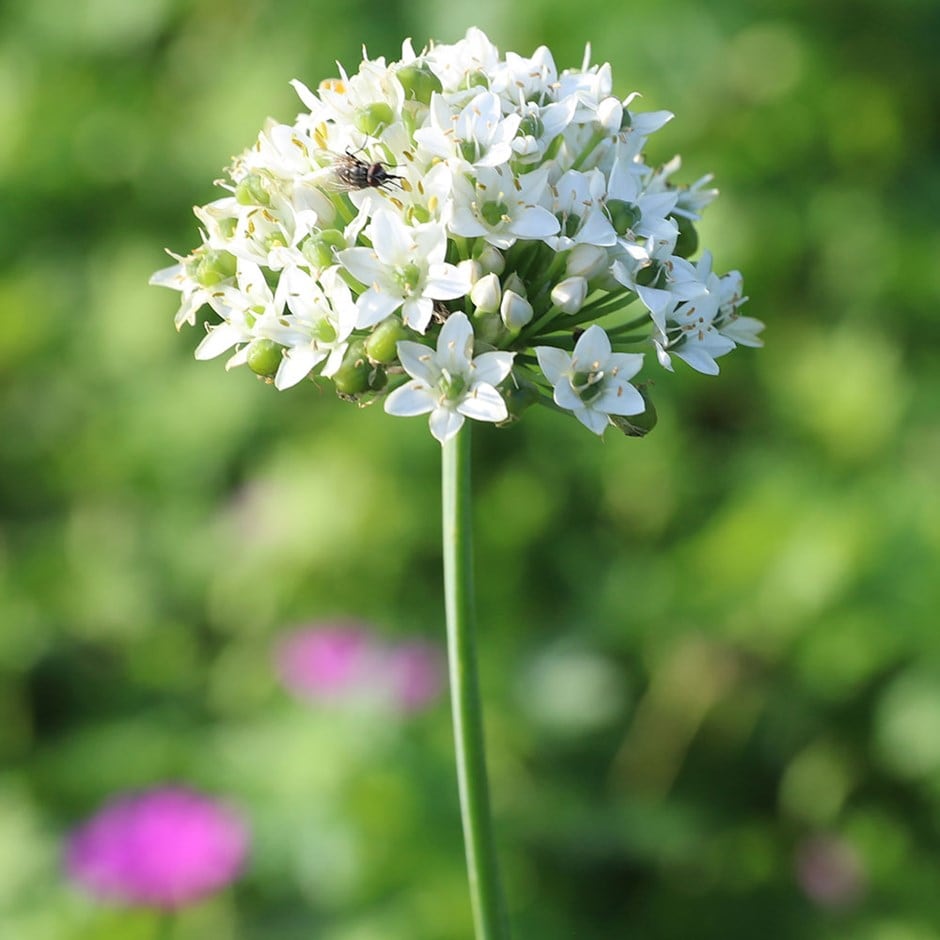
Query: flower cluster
[{"left": 153, "top": 28, "right": 762, "bottom": 443}]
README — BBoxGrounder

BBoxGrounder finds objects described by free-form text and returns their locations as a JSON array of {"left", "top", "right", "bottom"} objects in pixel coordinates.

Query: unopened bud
[
  {"left": 503, "top": 272, "right": 526, "bottom": 296},
  {"left": 551, "top": 276, "right": 588, "bottom": 314},
  {"left": 457, "top": 258, "right": 483, "bottom": 286},
  {"left": 474, "top": 244, "right": 505, "bottom": 276},
  {"left": 596, "top": 97, "right": 623, "bottom": 134},
  {"left": 500, "top": 290, "right": 533, "bottom": 331},
  {"left": 565, "top": 244, "right": 608, "bottom": 280},
  {"left": 471, "top": 272, "right": 502, "bottom": 314},
  {"left": 332, "top": 339, "right": 371, "bottom": 395}
]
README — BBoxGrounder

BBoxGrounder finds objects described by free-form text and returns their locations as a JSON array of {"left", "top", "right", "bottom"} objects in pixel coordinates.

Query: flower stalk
[{"left": 442, "top": 425, "right": 510, "bottom": 940}]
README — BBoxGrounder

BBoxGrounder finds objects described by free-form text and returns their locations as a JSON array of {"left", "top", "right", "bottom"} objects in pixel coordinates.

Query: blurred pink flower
[
  {"left": 794, "top": 833, "right": 866, "bottom": 909},
  {"left": 65, "top": 787, "right": 249, "bottom": 909},
  {"left": 387, "top": 640, "right": 446, "bottom": 713},
  {"left": 275, "top": 623, "right": 444, "bottom": 713}
]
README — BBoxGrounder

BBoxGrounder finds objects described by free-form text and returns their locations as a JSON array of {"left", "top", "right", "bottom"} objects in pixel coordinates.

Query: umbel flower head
[
  {"left": 153, "top": 28, "right": 762, "bottom": 444},
  {"left": 65, "top": 787, "right": 249, "bottom": 909}
]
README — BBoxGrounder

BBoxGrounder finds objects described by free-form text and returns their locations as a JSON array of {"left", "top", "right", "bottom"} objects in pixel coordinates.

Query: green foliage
[{"left": 1, "top": 0, "right": 939, "bottom": 937}]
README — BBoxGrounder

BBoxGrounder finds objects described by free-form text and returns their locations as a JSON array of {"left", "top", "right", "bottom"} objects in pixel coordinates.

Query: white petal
[
  {"left": 607, "top": 352, "right": 645, "bottom": 381},
  {"left": 401, "top": 297, "right": 434, "bottom": 334},
  {"left": 674, "top": 346, "right": 720, "bottom": 375},
  {"left": 195, "top": 324, "right": 242, "bottom": 360},
  {"left": 437, "top": 313, "right": 474, "bottom": 373},
  {"left": 472, "top": 350, "right": 514, "bottom": 386},
  {"left": 275, "top": 347, "right": 324, "bottom": 389},
  {"left": 425, "top": 264, "right": 472, "bottom": 300},
  {"left": 535, "top": 346, "right": 571, "bottom": 384},
  {"left": 594, "top": 380, "right": 645, "bottom": 416},
  {"left": 397, "top": 340, "right": 439, "bottom": 384},
  {"left": 554, "top": 379, "right": 583, "bottom": 412},
  {"left": 369, "top": 210, "right": 413, "bottom": 265},
  {"left": 509, "top": 205, "right": 560, "bottom": 239},
  {"left": 384, "top": 381, "right": 436, "bottom": 417},
  {"left": 572, "top": 325, "right": 612, "bottom": 369},
  {"left": 429, "top": 406, "right": 465, "bottom": 444},
  {"left": 573, "top": 406, "right": 610, "bottom": 435},
  {"left": 337, "top": 247, "right": 382, "bottom": 285},
  {"left": 458, "top": 384, "right": 508, "bottom": 423},
  {"left": 357, "top": 288, "right": 403, "bottom": 329}
]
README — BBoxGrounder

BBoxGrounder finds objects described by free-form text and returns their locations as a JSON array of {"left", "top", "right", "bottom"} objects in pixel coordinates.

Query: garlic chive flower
[
  {"left": 153, "top": 27, "right": 760, "bottom": 444},
  {"left": 384, "top": 312, "right": 514, "bottom": 444}
]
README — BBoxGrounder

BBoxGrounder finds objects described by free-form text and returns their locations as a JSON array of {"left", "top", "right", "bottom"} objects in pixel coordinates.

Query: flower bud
[
  {"left": 551, "top": 276, "right": 588, "bottom": 314},
  {"left": 565, "top": 244, "right": 608, "bottom": 280},
  {"left": 354, "top": 103, "right": 395, "bottom": 137},
  {"left": 503, "top": 272, "right": 526, "bottom": 296},
  {"left": 500, "top": 290, "right": 533, "bottom": 331},
  {"left": 364, "top": 317, "right": 409, "bottom": 364},
  {"left": 596, "top": 97, "right": 623, "bottom": 134},
  {"left": 471, "top": 272, "right": 501, "bottom": 314},
  {"left": 397, "top": 63, "right": 442, "bottom": 104},
  {"left": 457, "top": 258, "right": 483, "bottom": 286},
  {"left": 474, "top": 244, "right": 505, "bottom": 275},
  {"left": 246, "top": 338, "right": 283, "bottom": 377},
  {"left": 673, "top": 215, "right": 699, "bottom": 259}
]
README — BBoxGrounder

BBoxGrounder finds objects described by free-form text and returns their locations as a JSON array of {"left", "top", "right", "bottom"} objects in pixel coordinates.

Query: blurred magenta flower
[
  {"left": 275, "top": 623, "right": 444, "bottom": 713},
  {"left": 794, "top": 834, "right": 866, "bottom": 909},
  {"left": 65, "top": 787, "right": 249, "bottom": 909}
]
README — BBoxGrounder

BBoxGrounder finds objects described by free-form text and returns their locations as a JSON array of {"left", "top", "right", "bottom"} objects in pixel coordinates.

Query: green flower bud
[
  {"left": 195, "top": 249, "right": 237, "bottom": 286},
  {"left": 673, "top": 215, "right": 699, "bottom": 259},
  {"left": 397, "top": 63, "right": 442, "bottom": 103},
  {"left": 246, "top": 338, "right": 283, "bottom": 377},
  {"left": 607, "top": 199, "right": 641, "bottom": 236},
  {"left": 609, "top": 384, "right": 657, "bottom": 437},
  {"left": 234, "top": 174, "right": 270, "bottom": 206},
  {"left": 364, "top": 317, "right": 408, "bottom": 364},
  {"left": 354, "top": 102, "right": 395, "bottom": 137}
]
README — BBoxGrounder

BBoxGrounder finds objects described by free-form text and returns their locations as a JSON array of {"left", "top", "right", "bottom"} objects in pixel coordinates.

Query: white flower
[
  {"left": 536, "top": 326, "right": 645, "bottom": 435},
  {"left": 384, "top": 313, "right": 515, "bottom": 443},
  {"left": 264, "top": 266, "right": 358, "bottom": 389},
  {"left": 338, "top": 210, "right": 471, "bottom": 334},
  {"left": 414, "top": 91, "right": 520, "bottom": 170},
  {"left": 448, "top": 165, "right": 559, "bottom": 249}
]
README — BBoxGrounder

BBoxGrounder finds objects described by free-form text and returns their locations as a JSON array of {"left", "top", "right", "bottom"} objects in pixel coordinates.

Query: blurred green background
[{"left": 2, "top": 0, "right": 939, "bottom": 937}]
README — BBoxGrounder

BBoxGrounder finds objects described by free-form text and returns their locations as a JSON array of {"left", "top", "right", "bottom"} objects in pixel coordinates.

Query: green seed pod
[
  {"left": 195, "top": 249, "right": 237, "bottom": 286},
  {"left": 234, "top": 174, "right": 270, "bottom": 206},
  {"left": 364, "top": 317, "right": 408, "bottom": 364},
  {"left": 354, "top": 103, "right": 395, "bottom": 137},
  {"left": 303, "top": 229, "right": 346, "bottom": 269},
  {"left": 673, "top": 214, "right": 699, "bottom": 259},
  {"left": 397, "top": 63, "right": 442, "bottom": 104},
  {"left": 332, "top": 340, "right": 371, "bottom": 395},
  {"left": 246, "top": 338, "right": 283, "bottom": 377}
]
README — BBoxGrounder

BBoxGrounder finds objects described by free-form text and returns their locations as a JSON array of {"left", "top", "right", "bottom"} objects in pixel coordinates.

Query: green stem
[{"left": 442, "top": 426, "right": 510, "bottom": 940}]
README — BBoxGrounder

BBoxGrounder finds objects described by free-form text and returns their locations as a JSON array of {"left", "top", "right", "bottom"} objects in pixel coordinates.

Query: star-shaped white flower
[
  {"left": 384, "top": 313, "right": 515, "bottom": 444},
  {"left": 536, "top": 326, "right": 645, "bottom": 435},
  {"left": 338, "top": 210, "right": 470, "bottom": 334}
]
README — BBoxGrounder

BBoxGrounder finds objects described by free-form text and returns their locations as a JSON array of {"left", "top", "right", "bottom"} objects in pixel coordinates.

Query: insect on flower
[{"left": 331, "top": 149, "right": 404, "bottom": 191}]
